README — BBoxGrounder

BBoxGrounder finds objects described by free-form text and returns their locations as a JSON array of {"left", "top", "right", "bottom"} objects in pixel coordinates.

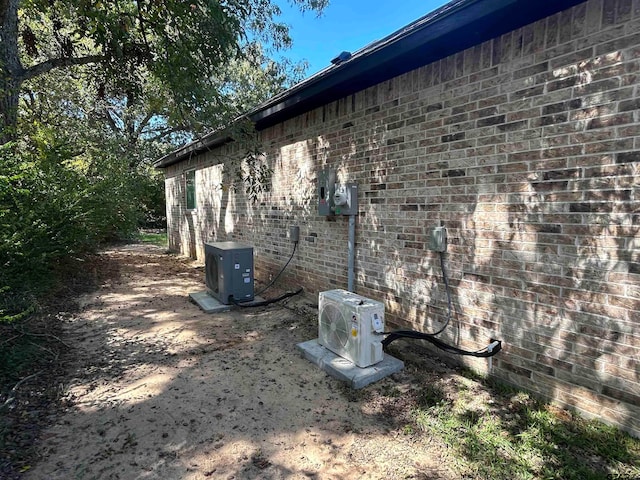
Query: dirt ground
[{"left": 21, "top": 244, "right": 460, "bottom": 480}]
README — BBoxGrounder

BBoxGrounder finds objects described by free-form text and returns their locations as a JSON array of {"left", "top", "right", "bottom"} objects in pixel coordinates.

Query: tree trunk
[
  {"left": 0, "top": 0, "right": 22, "bottom": 144},
  {"left": 0, "top": 76, "right": 21, "bottom": 144}
]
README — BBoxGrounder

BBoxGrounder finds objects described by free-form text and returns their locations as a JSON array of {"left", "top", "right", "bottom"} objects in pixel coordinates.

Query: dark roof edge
[
  {"left": 246, "top": 0, "right": 473, "bottom": 124},
  {"left": 154, "top": 129, "right": 233, "bottom": 168},
  {"left": 155, "top": 0, "right": 587, "bottom": 169}
]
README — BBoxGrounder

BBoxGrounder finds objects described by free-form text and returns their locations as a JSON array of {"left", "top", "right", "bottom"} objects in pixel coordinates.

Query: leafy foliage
[
  {"left": 1, "top": 0, "right": 327, "bottom": 322},
  {"left": 0, "top": 136, "right": 156, "bottom": 321},
  {"left": 238, "top": 152, "right": 274, "bottom": 204},
  {"left": 3, "top": 0, "right": 327, "bottom": 138},
  {"left": 407, "top": 375, "right": 640, "bottom": 480}
]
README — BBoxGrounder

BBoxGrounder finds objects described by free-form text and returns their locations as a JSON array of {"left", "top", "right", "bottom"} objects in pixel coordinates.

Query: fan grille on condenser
[
  {"left": 320, "top": 302, "right": 349, "bottom": 348},
  {"left": 205, "top": 254, "right": 219, "bottom": 294}
]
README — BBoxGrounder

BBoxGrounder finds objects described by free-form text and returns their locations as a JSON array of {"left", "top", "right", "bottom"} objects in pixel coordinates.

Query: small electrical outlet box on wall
[
  {"left": 289, "top": 225, "right": 300, "bottom": 243},
  {"left": 429, "top": 226, "right": 447, "bottom": 252}
]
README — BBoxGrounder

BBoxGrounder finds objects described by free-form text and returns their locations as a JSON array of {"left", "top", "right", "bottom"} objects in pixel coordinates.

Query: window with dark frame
[{"left": 185, "top": 170, "right": 196, "bottom": 210}]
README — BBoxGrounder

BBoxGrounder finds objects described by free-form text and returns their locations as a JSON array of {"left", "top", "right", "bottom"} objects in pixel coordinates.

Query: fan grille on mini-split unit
[{"left": 320, "top": 302, "right": 349, "bottom": 349}]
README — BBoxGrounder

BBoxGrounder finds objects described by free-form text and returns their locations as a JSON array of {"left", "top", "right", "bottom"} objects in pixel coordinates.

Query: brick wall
[{"left": 164, "top": 0, "right": 640, "bottom": 436}]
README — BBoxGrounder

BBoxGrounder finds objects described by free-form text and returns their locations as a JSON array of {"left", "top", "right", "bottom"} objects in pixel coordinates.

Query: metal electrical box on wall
[
  {"left": 333, "top": 183, "right": 358, "bottom": 215},
  {"left": 428, "top": 226, "right": 447, "bottom": 252},
  {"left": 318, "top": 168, "right": 336, "bottom": 216},
  {"left": 318, "top": 168, "right": 358, "bottom": 216}
]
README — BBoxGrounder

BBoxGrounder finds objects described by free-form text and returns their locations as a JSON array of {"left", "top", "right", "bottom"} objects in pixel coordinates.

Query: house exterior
[{"left": 155, "top": 0, "right": 640, "bottom": 436}]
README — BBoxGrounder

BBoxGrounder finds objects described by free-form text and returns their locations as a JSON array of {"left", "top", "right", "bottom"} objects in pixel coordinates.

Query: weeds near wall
[{"left": 374, "top": 360, "right": 640, "bottom": 480}]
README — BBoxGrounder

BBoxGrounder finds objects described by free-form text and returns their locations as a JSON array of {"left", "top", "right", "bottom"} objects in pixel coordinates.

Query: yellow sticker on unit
[
  {"left": 351, "top": 328, "right": 358, "bottom": 337},
  {"left": 351, "top": 317, "right": 358, "bottom": 337}
]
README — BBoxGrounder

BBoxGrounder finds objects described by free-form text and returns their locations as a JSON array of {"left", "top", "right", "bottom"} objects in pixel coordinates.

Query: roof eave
[
  {"left": 153, "top": 131, "right": 233, "bottom": 168},
  {"left": 155, "top": 0, "right": 587, "bottom": 169},
  {"left": 248, "top": 0, "right": 587, "bottom": 130}
]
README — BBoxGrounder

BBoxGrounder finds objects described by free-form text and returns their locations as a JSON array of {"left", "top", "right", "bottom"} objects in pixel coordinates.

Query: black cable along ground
[
  {"left": 381, "top": 330, "right": 502, "bottom": 358},
  {"left": 231, "top": 241, "right": 302, "bottom": 308},
  {"left": 381, "top": 248, "right": 503, "bottom": 358},
  {"left": 231, "top": 287, "right": 304, "bottom": 308}
]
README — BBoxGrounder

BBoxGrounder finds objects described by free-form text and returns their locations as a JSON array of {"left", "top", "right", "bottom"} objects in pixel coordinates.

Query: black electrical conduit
[
  {"left": 381, "top": 250, "right": 503, "bottom": 358},
  {"left": 231, "top": 287, "right": 304, "bottom": 308},
  {"left": 429, "top": 251, "right": 452, "bottom": 336},
  {"left": 255, "top": 241, "right": 298, "bottom": 296},
  {"left": 381, "top": 330, "right": 502, "bottom": 357},
  {"left": 231, "top": 241, "right": 302, "bottom": 308}
]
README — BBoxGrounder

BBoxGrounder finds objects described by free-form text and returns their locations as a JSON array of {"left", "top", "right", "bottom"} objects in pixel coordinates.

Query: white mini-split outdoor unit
[
  {"left": 318, "top": 289, "right": 385, "bottom": 368},
  {"left": 205, "top": 241, "right": 254, "bottom": 305}
]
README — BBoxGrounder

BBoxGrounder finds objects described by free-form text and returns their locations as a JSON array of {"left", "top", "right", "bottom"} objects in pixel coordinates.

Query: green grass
[
  {"left": 407, "top": 377, "right": 640, "bottom": 480},
  {"left": 137, "top": 230, "right": 168, "bottom": 247}
]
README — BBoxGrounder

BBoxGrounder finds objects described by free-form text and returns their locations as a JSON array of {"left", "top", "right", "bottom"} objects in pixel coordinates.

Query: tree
[
  {"left": 0, "top": 0, "right": 327, "bottom": 143},
  {"left": 2, "top": 0, "right": 328, "bottom": 320}
]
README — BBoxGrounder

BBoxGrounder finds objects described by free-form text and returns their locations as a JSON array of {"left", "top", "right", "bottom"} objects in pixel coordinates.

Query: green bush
[{"left": 0, "top": 136, "right": 164, "bottom": 321}]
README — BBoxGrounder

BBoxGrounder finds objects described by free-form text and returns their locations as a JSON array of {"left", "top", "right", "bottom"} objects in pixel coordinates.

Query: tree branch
[
  {"left": 134, "top": 111, "right": 154, "bottom": 139},
  {"left": 0, "top": 0, "right": 13, "bottom": 28},
  {"left": 134, "top": 0, "right": 151, "bottom": 51},
  {"left": 1, "top": 371, "right": 42, "bottom": 410},
  {"left": 104, "top": 108, "right": 121, "bottom": 135},
  {"left": 21, "top": 54, "right": 108, "bottom": 82},
  {"left": 149, "top": 125, "right": 190, "bottom": 142}
]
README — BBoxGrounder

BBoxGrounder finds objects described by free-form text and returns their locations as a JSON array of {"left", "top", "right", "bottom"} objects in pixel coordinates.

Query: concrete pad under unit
[
  {"left": 297, "top": 339, "right": 404, "bottom": 389},
  {"left": 189, "top": 291, "right": 232, "bottom": 313},
  {"left": 189, "top": 291, "right": 267, "bottom": 313}
]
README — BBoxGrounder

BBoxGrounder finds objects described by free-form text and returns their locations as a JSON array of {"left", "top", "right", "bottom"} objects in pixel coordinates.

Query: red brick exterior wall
[{"left": 164, "top": 0, "right": 640, "bottom": 436}]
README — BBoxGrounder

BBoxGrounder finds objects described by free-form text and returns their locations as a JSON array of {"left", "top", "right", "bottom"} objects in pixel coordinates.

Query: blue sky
[{"left": 275, "top": 0, "right": 451, "bottom": 75}]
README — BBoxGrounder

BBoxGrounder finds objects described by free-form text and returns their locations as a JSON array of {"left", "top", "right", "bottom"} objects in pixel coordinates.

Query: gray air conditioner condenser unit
[{"left": 205, "top": 241, "right": 254, "bottom": 305}]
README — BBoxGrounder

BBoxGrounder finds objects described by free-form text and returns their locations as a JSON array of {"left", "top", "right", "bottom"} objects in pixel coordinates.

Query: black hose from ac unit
[
  {"left": 231, "top": 240, "right": 302, "bottom": 307},
  {"left": 379, "top": 250, "right": 502, "bottom": 358},
  {"left": 230, "top": 287, "right": 304, "bottom": 308},
  {"left": 381, "top": 330, "right": 502, "bottom": 358}
]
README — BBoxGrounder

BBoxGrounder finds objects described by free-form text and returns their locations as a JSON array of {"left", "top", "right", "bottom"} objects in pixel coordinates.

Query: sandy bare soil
[{"left": 24, "top": 244, "right": 456, "bottom": 480}]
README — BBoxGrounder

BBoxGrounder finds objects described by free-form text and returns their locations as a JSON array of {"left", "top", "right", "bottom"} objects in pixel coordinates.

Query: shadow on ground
[
  {"left": 22, "top": 244, "right": 453, "bottom": 480},
  {"left": 13, "top": 243, "right": 640, "bottom": 480}
]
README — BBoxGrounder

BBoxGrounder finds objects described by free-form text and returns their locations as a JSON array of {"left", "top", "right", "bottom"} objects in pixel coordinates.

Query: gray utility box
[
  {"left": 318, "top": 168, "right": 336, "bottom": 216},
  {"left": 205, "top": 241, "right": 254, "bottom": 305},
  {"left": 318, "top": 168, "right": 358, "bottom": 216},
  {"left": 428, "top": 226, "right": 447, "bottom": 252}
]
